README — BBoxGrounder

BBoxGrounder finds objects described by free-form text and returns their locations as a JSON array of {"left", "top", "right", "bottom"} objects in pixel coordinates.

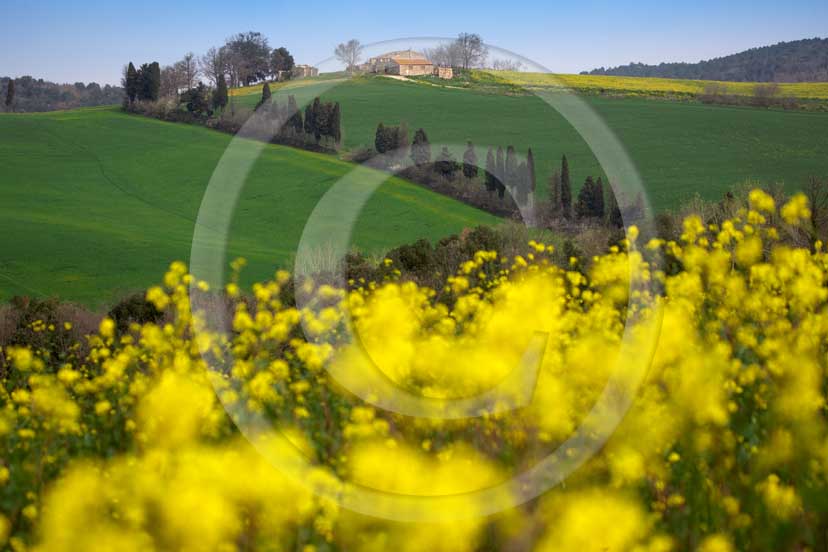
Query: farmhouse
[
  {"left": 362, "top": 50, "right": 453, "bottom": 79},
  {"left": 292, "top": 64, "right": 319, "bottom": 78}
]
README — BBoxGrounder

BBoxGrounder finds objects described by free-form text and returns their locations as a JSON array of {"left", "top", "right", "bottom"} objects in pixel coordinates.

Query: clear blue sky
[{"left": 1, "top": 0, "right": 826, "bottom": 85}]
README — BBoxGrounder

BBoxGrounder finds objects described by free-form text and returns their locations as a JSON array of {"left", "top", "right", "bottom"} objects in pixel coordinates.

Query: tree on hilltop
[
  {"left": 335, "top": 39, "right": 363, "bottom": 72},
  {"left": 271, "top": 47, "right": 295, "bottom": 79}
]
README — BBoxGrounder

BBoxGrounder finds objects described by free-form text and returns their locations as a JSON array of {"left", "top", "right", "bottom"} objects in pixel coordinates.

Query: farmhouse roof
[{"left": 395, "top": 58, "right": 432, "bottom": 65}]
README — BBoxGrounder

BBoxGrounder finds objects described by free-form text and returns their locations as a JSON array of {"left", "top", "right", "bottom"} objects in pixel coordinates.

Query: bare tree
[
  {"left": 199, "top": 46, "right": 226, "bottom": 86},
  {"left": 424, "top": 42, "right": 463, "bottom": 68},
  {"left": 455, "top": 33, "right": 488, "bottom": 70},
  {"left": 334, "top": 39, "right": 363, "bottom": 72},
  {"left": 159, "top": 64, "right": 184, "bottom": 98},
  {"left": 490, "top": 58, "right": 524, "bottom": 71},
  {"left": 179, "top": 52, "right": 199, "bottom": 90}
]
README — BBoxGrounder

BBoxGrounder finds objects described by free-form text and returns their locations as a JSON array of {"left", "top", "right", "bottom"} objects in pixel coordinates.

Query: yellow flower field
[
  {"left": 481, "top": 70, "right": 828, "bottom": 100},
  {"left": 3, "top": 190, "right": 828, "bottom": 550}
]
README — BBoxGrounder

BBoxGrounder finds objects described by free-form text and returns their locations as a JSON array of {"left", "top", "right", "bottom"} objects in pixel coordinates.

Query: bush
[{"left": 107, "top": 293, "right": 164, "bottom": 335}]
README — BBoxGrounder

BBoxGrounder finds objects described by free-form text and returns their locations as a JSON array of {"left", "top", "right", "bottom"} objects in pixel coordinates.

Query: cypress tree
[
  {"left": 527, "top": 148, "right": 536, "bottom": 192},
  {"left": 137, "top": 62, "right": 160, "bottom": 101},
  {"left": 548, "top": 171, "right": 562, "bottom": 217},
  {"left": 212, "top": 73, "right": 228, "bottom": 110},
  {"left": 495, "top": 146, "right": 505, "bottom": 199},
  {"left": 575, "top": 176, "right": 595, "bottom": 220},
  {"left": 304, "top": 101, "right": 315, "bottom": 139},
  {"left": 593, "top": 177, "right": 606, "bottom": 219},
  {"left": 310, "top": 97, "right": 322, "bottom": 143},
  {"left": 410, "top": 128, "right": 431, "bottom": 167},
  {"left": 606, "top": 183, "right": 623, "bottom": 228},
  {"left": 331, "top": 102, "right": 342, "bottom": 146},
  {"left": 560, "top": 155, "right": 572, "bottom": 218},
  {"left": 504, "top": 146, "right": 517, "bottom": 189},
  {"left": 125, "top": 63, "right": 138, "bottom": 103},
  {"left": 436, "top": 146, "right": 458, "bottom": 179},
  {"left": 375, "top": 122, "right": 387, "bottom": 154},
  {"left": 516, "top": 161, "right": 529, "bottom": 205},
  {"left": 314, "top": 99, "right": 328, "bottom": 144},
  {"left": 484, "top": 148, "right": 496, "bottom": 194},
  {"left": 4, "top": 79, "right": 14, "bottom": 111},
  {"left": 462, "top": 141, "right": 478, "bottom": 180},
  {"left": 287, "top": 95, "right": 303, "bottom": 136},
  {"left": 396, "top": 121, "right": 409, "bottom": 160},
  {"left": 258, "top": 82, "right": 271, "bottom": 108}
]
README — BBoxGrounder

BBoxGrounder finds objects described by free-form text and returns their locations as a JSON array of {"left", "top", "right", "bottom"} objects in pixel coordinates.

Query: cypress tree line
[
  {"left": 410, "top": 128, "right": 431, "bottom": 166},
  {"left": 484, "top": 148, "right": 496, "bottom": 194},
  {"left": 462, "top": 141, "right": 478, "bottom": 180},
  {"left": 4, "top": 79, "right": 14, "bottom": 111},
  {"left": 527, "top": 148, "right": 536, "bottom": 192},
  {"left": 125, "top": 63, "right": 138, "bottom": 103},
  {"left": 560, "top": 155, "right": 572, "bottom": 218}
]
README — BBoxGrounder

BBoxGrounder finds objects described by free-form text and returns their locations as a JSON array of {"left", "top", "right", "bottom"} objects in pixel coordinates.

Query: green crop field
[
  {"left": 235, "top": 76, "right": 828, "bottom": 211},
  {"left": 0, "top": 107, "right": 497, "bottom": 305}
]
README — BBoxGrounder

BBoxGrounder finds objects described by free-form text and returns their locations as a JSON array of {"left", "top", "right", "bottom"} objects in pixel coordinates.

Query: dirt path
[{"left": 378, "top": 74, "right": 467, "bottom": 90}]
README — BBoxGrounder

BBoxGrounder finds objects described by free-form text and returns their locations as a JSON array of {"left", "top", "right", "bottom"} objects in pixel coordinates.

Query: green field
[
  {"left": 3, "top": 75, "right": 827, "bottom": 304},
  {"left": 0, "top": 107, "right": 497, "bottom": 305},
  {"left": 234, "top": 76, "right": 828, "bottom": 211}
]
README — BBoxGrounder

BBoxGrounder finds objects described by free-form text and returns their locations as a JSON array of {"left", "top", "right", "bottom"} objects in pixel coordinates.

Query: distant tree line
[
  {"left": 0, "top": 76, "right": 123, "bottom": 113},
  {"left": 249, "top": 87, "right": 341, "bottom": 148},
  {"left": 123, "top": 30, "right": 301, "bottom": 113},
  {"left": 584, "top": 37, "right": 828, "bottom": 83},
  {"left": 369, "top": 121, "right": 641, "bottom": 227}
]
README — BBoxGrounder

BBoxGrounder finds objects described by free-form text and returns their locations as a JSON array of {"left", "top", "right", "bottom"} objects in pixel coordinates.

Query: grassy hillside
[
  {"left": 235, "top": 76, "right": 828, "bottom": 210},
  {"left": 0, "top": 107, "right": 497, "bottom": 305}
]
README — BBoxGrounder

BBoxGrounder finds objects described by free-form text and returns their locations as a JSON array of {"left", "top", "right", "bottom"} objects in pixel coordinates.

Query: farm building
[
  {"left": 362, "top": 50, "right": 453, "bottom": 79},
  {"left": 292, "top": 64, "right": 319, "bottom": 78}
]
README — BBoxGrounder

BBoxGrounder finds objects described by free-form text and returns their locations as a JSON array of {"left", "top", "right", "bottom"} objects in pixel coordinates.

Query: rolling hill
[
  {"left": 0, "top": 107, "right": 498, "bottom": 305},
  {"left": 584, "top": 37, "right": 828, "bottom": 82},
  {"left": 235, "top": 75, "right": 828, "bottom": 211}
]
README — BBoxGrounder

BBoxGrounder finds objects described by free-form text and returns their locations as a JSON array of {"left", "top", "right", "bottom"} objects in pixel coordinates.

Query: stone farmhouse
[
  {"left": 361, "top": 50, "right": 453, "bottom": 79},
  {"left": 291, "top": 64, "right": 319, "bottom": 79}
]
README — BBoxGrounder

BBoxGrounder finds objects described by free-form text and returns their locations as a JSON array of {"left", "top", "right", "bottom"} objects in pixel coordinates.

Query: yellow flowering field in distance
[
  {"left": 2, "top": 190, "right": 828, "bottom": 550},
  {"left": 480, "top": 70, "right": 828, "bottom": 100}
]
